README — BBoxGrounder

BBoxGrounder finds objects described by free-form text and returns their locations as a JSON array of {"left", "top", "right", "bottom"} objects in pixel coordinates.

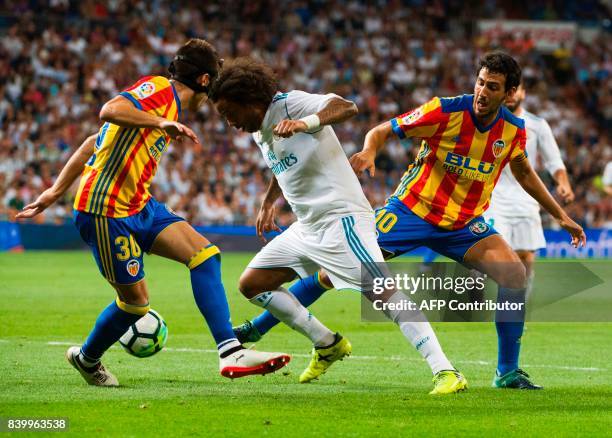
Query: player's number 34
[{"left": 115, "top": 235, "right": 142, "bottom": 261}]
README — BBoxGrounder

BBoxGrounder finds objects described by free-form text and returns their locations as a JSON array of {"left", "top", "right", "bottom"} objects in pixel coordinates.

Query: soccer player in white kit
[
  {"left": 210, "top": 58, "right": 466, "bottom": 394},
  {"left": 485, "top": 83, "right": 574, "bottom": 293}
]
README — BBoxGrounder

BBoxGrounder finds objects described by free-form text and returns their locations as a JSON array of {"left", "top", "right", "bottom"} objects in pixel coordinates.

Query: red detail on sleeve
[
  {"left": 397, "top": 105, "right": 444, "bottom": 134},
  {"left": 516, "top": 127, "right": 527, "bottom": 151},
  {"left": 122, "top": 76, "right": 155, "bottom": 93},
  {"left": 139, "top": 86, "right": 175, "bottom": 113}
]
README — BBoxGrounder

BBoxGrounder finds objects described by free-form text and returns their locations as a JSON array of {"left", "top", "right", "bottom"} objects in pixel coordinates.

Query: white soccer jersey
[
  {"left": 489, "top": 109, "right": 565, "bottom": 218},
  {"left": 253, "top": 90, "right": 373, "bottom": 230}
]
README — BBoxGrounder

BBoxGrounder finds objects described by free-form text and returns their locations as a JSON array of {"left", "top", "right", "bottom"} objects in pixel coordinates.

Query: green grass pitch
[{"left": 0, "top": 251, "right": 610, "bottom": 436}]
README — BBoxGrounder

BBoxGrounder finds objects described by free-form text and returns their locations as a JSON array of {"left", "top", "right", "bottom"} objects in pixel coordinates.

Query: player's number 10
[{"left": 375, "top": 210, "right": 398, "bottom": 234}]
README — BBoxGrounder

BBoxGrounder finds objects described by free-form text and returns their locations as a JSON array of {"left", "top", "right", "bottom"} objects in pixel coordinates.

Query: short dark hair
[
  {"left": 478, "top": 51, "right": 522, "bottom": 91},
  {"left": 169, "top": 39, "right": 222, "bottom": 93},
  {"left": 209, "top": 57, "right": 278, "bottom": 107}
]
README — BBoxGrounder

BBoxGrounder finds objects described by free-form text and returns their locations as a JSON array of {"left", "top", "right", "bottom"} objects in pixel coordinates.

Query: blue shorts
[
  {"left": 74, "top": 198, "right": 184, "bottom": 284},
  {"left": 375, "top": 197, "right": 498, "bottom": 262}
]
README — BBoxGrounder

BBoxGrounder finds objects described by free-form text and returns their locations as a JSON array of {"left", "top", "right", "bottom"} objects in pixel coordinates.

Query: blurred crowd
[{"left": 0, "top": 0, "right": 610, "bottom": 228}]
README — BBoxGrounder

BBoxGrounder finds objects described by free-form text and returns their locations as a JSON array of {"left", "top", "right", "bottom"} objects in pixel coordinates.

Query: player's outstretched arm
[
  {"left": 510, "top": 157, "right": 586, "bottom": 248},
  {"left": 273, "top": 97, "right": 357, "bottom": 138},
  {"left": 256, "top": 176, "right": 283, "bottom": 243},
  {"left": 100, "top": 95, "right": 199, "bottom": 143},
  {"left": 16, "top": 134, "right": 97, "bottom": 219},
  {"left": 349, "top": 121, "right": 394, "bottom": 177}
]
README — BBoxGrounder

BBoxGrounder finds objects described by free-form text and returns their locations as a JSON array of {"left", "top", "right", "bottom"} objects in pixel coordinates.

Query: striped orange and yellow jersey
[
  {"left": 74, "top": 76, "right": 181, "bottom": 217},
  {"left": 390, "top": 94, "right": 527, "bottom": 230}
]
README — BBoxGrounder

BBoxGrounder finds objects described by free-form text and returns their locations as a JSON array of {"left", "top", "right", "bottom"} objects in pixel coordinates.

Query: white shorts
[
  {"left": 484, "top": 212, "right": 546, "bottom": 252},
  {"left": 247, "top": 214, "right": 385, "bottom": 292}
]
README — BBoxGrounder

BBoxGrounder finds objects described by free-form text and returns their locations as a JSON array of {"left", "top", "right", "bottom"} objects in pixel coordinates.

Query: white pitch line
[
  {"left": 1, "top": 339, "right": 606, "bottom": 373},
  {"left": 521, "top": 364, "right": 605, "bottom": 372}
]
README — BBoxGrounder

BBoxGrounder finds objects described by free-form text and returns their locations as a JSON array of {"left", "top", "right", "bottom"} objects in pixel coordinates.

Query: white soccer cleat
[
  {"left": 65, "top": 346, "right": 119, "bottom": 387},
  {"left": 219, "top": 348, "right": 291, "bottom": 379}
]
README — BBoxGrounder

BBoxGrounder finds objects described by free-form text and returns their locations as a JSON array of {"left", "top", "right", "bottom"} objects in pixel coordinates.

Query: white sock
[
  {"left": 384, "top": 292, "right": 454, "bottom": 374},
  {"left": 78, "top": 349, "right": 99, "bottom": 368},
  {"left": 250, "top": 288, "right": 335, "bottom": 347},
  {"left": 398, "top": 321, "right": 454, "bottom": 374},
  {"left": 217, "top": 338, "right": 242, "bottom": 358}
]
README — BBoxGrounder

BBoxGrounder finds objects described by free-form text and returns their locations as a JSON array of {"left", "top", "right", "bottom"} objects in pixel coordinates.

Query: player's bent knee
[
  {"left": 238, "top": 272, "right": 260, "bottom": 299},
  {"left": 115, "top": 297, "right": 150, "bottom": 316},
  {"left": 317, "top": 271, "right": 334, "bottom": 289},
  {"left": 239, "top": 268, "right": 294, "bottom": 298},
  {"left": 238, "top": 269, "right": 281, "bottom": 298},
  {"left": 114, "top": 279, "right": 149, "bottom": 306}
]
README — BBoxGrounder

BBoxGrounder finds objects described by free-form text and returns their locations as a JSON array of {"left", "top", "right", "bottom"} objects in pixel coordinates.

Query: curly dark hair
[
  {"left": 478, "top": 51, "right": 522, "bottom": 91},
  {"left": 208, "top": 57, "right": 279, "bottom": 107}
]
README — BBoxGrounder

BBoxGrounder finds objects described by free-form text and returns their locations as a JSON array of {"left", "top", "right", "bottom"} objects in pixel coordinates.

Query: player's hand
[
  {"left": 558, "top": 215, "right": 586, "bottom": 248},
  {"left": 556, "top": 182, "right": 575, "bottom": 204},
  {"left": 349, "top": 150, "right": 376, "bottom": 176},
  {"left": 160, "top": 121, "right": 199, "bottom": 144},
  {"left": 273, "top": 120, "right": 308, "bottom": 138},
  {"left": 15, "top": 188, "right": 60, "bottom": 219},
  {"left": 256, "top": 202, "right": 281, "bottom": 243}
]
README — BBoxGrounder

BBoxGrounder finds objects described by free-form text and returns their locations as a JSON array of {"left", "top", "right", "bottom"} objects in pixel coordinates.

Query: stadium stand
[{"left": 0, "top": 0, "right": 609, "bottom": 228}]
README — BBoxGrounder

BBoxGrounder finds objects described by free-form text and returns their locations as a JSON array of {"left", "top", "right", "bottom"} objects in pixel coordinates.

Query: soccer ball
[{"left": 119, "top": 309, "right": 168, "bottom": 358}]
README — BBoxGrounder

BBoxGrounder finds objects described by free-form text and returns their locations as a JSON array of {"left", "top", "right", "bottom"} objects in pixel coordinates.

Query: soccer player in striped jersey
[
  {"left": 16, "top": 39, "right": 290, "bottom": 386},
  {"left": 417, "top": 83, "right": 574, "bottom": 288},
  {"left": 485, "top": 82, "right": 574, "bottom": 298},
  {"left": 235, "top": 52, "right": 586, "bottom": 390}
]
